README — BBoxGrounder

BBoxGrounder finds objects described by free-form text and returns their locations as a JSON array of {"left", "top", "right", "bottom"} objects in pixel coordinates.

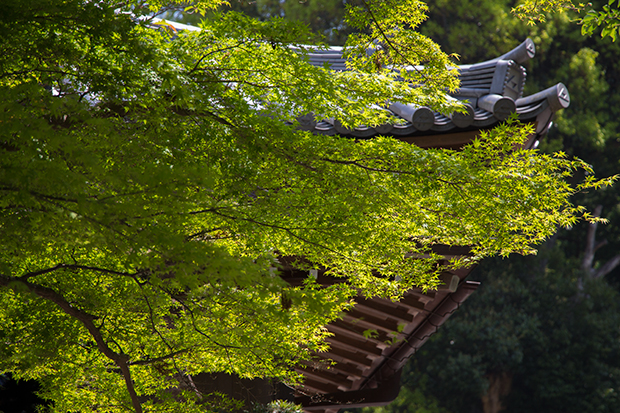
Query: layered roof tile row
[{"left": 297, "top": 39, "right": 569, "bottom": 143}]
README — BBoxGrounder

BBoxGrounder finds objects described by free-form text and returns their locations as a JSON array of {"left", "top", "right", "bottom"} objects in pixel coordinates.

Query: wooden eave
[
  {"left": 279, "top": 244, "right": 478, "bottom": 412},
  {"left": 295, "top": 277, "right": 480, "bottom": 412}
]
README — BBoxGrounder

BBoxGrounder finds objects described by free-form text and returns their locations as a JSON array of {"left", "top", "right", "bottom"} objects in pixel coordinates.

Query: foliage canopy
[
  {"left": 513, "top": 0, "right": 620, "bottom": 41},
  {"left": 0, "top": 0, "right": 613, "bottom": 411}
]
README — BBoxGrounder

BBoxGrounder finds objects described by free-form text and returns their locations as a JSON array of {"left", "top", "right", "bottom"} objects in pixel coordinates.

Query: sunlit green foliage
[
  {"left": 0, "top": 0, "right": 613, "bottom": 411},
  {"left": 249, "top": 400, "right": 304, "bottom": 413},
  {"left": 512, "top": 0, "right": 578, "bottom": 24},
  {"left": 581, "top": 0, "right": 620, "bottom": 41},
  {"left": 344, "top": 0, "right": 460, "bottom": 110},
  {"left": 512, "top": 0, "right": 620, "bottom": 41}
]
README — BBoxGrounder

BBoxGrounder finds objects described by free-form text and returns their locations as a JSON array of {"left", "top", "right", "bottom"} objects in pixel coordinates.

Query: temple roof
[{"left": 297, "top": 39, "right": 569, "bottom": 144}]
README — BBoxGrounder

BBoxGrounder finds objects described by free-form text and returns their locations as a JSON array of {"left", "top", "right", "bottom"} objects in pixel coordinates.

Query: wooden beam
[
  {"left": 437, "top": 272, "right": 460, "bottom": 292},
  {"left": 343, "top": 310, "right": 400, "bottom": 333},
  {"left": 397, "top": 294, "right": 427, "bottom": 313},
  {"left": 397, "top": 130, "right": 480, "bottom": 149},
  {"left": 327, "top": 322, "right": 388, "bottom": 349},
  {"left": 298, "top": 378, "right": 340, "bottom": 395},
  {"left": 319, "top": 362, "right": 366, "bottom": 380},
  {"left": 354, "top": 298, "right": 414, "bottom": 323},
  {"left": 321, "top": 346, "right": 374, "bottom": 368},
  {"left": 333, "top": 318, "right": 398, "bottom": 343},
  {"left": 297, "top": 368, "right": 354, "bottom": 391},
  {"left": 326, "top": 335, "right": 383, "bottom": 358},
  {"left": 301, "top": 357, "right": 368, "bottom": 380},
  {"left": 395, "top": 291, "right": 434, "bottom": 305},
  {"left": 297, "top": 369, "right": 402, "bottom": 411}
]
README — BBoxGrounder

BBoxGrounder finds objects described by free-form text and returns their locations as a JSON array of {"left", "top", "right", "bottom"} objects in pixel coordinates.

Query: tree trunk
[
  {"left": 481, "top": 372, "right": 512, "bottom": 413},
  {"left": 581, "top": 205, "right": 620, "bottom": 280}
]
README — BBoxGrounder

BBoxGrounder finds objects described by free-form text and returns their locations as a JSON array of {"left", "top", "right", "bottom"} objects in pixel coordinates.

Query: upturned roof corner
[{"left": 298, "top": 38, "right": 568, "bottom": 149}]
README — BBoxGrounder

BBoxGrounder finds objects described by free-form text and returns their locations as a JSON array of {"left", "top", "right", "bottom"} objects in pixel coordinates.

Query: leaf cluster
[
  {"left": 511, "top": 0, "right": 620, "bottom": 41},
  {"left": 581, "top": 0, "right": 620, "bottom": 41}
]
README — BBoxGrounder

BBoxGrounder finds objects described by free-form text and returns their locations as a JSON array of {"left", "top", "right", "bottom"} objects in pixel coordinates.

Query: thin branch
[
  {"left": 317, "top": 156, "right": 467, "bottom": 187},
  {"left": 593, "top": 255, "right": 620, "bottom": 279},
  {"left": 162, "top": 287, "right": 243, "bottom": 350},
  {"left": 208, "top": 209, "right": 358, "bottom": 262},
  {"left": 18, "top": 264, "right": 137, "bottom": 281},
  {"left": 129, "top": 349, "right": 190, "bottom": 366},
  {"left": 187, "top": 40, "right": 251, "bottom": 74},
  {"left": 134, "top": 280, "right": 199, "bottom": 392},
  {"left": 579, "top": 205, "right": 620, "bottom": 280},
  {"left": 582, "top": 204, "right": 603, "bottom": 275},
  {"left": 358, "top": 0, "right": 431, "bottom": 83}
]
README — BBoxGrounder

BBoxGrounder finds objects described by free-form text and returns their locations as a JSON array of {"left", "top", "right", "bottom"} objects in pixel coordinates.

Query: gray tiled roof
[{"left": 298, "top": 39, "right": 569, "bottom": 138}]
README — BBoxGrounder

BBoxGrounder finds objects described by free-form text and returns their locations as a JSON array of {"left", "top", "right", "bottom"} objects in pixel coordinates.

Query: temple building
[
  {"left": 290, "top": 38, "right": 569, "bottom": 413},
  {"left": 193, "top": 38, "right": 569, "bottom": 413}
]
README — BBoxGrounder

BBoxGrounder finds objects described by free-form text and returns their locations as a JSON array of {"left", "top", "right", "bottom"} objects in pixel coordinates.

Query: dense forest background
[{"left": 3, "top": 1, "right": 619, "bottom": 412}]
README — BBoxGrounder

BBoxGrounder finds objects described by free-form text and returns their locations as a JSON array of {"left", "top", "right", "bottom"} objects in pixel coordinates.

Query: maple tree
[{"left": 0, "top": 0, "right": 613, "bottom": 411}]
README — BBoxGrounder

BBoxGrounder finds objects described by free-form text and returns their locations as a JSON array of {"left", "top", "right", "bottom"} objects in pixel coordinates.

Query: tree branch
[
  {"left": 18, "top": 263, "right": 137, "bottom": 281},
  {"left": 593, "top": 255, "right": 620, "bottom": 279},
  {"left": 582, "top": 204, "right": 603, "bottom": 275},
  {"left": 129, "top": 349, "right": 190, "bottom": 366},
  {"left": 358, "top": 0, "right": 431, "bottom": 82},
  {"left": 207, "top": 209, "right": 359, "bottom": 262},
  {"left": 580, "top": 205, "right": 620, "bottom": 279},
  {"left": 0, "top": 276, "right": 144, "bottom": 413}
]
